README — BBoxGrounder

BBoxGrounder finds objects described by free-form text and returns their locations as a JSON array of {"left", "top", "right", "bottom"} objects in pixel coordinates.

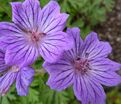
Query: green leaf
[{"left": 40, "top": 89, "right": 69, "bottom": 104}]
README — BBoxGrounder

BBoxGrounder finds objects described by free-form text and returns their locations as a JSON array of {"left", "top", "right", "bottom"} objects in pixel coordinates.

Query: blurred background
[{"left": 0, "top": 0, "right": 121, "bottom": 104}]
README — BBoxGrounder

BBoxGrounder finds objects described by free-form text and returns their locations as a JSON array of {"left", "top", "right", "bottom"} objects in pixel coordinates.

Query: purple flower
[
  {"left": 0, "top": 0, "right": 70, "bottom": 66},
  {"left": 43, "top": 28, "right": 121, "bottom": 104},
  {"left": 0, "top": 49, "right": 34, "bottom": 96}
]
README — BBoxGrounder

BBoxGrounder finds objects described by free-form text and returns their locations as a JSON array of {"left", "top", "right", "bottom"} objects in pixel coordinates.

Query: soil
[{"left": 95, "top": 0, "right": 121, "bottom": 63}]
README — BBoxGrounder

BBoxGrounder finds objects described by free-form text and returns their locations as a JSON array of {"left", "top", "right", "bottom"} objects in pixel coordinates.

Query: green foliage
[
  {"left": 106, "top": 87, "right": 121, "bottom": 104},
  {"left": 0, "top": 0, "right": 115, "bottom": 36},
  {"left": 0, "top": 0, "right": 120, "bottom": 104},
  {"left": 0, "top": 74, "right": 72, "bottom": 104},
  {"left": 58, "top": 0, "right": 115, "bottom": 37},
  {"left": 0, "top": 0, "right": 11, "bottom": 21}
]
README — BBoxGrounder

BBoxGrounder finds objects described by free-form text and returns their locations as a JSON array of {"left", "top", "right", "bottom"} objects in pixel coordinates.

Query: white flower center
[
  {"left": 27, "top": 31, "right": 46, "bottom": 44},
  {"left": 11, "top": 65, "right": 19, "bottom": 72}
]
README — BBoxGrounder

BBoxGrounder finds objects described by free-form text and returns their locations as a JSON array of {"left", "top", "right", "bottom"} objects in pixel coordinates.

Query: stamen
[
  {"left": 74, "top": 58, "right": 90, "bottom": 74},
  {"left": 27, "top": 30, "right": 46, "bottom": 44}
]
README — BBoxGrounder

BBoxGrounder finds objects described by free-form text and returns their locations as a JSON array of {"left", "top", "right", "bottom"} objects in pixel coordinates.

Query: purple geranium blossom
[
  {"left": 0, "top": 49, "right": 34, "bottom": 96},
  {"left": 43, "top": 28, "right": 121, "bottom": 104},
  {"left": 0, "top": 0, "right": 70, "bottom": 66}
]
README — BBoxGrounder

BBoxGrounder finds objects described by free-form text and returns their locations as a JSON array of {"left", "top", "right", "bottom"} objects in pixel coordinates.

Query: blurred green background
[{"left": 0, "top": 0, "right": 121, "bottom": 104}]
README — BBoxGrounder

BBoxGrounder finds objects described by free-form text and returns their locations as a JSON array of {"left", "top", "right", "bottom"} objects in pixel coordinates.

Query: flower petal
[
  {"left": 0, "top": 22, "right": 25, "bottom": 50},
  {"left": 81, "top": 32, "right": 99, "bottom": 57},
  {"left": 0, "top": 49, "right": 8, "bottom": 72},
  {"left": 0, "top": 35, "right": 25, "bottom": 51},
  {"left": 5, "top": 41, "right": 38, "bottom": 66},
  {"left": 66, "top": 28, "right": 83, "bottom": 58},
  {"left": 43, "top": 61, "right": 74, "bottom": 91},
  {"left": 73, "top": 74, "right": 106, "bottom": 104},
  {"left": 0, "top": 22, "right": 23, "bottom": 36},
  {"left": 88, "top": 42, "right": 112, "bottom": 59},
  {"left": 90, "top": 58, "right": 121, "bottom": 71},
  {"left": 16, "top": 67, "right": 34, "bottom": 96},
  {"left": 90, "top": 70, "right": 121, "bottom": 86},
  {"left": 40, "top": 1, "right": 69, "bottom": 34},
  {"left": 39, "top": 32, "right": 71, "bottom": 62},
  {"left": 82, "top": 32, "right": 112, "bottom": 59},
  {"left": 11, "top": 0, "right": 41, "bottom": 30},
  {"left": 0, "top": 71, "right": 17, "bottom": 95}
]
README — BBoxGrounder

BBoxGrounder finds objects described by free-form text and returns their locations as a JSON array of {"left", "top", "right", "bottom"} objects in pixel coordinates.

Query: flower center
[
  {"left": 11, "top": 65, "right": 19, "bottom": 72},
  {"left": 74, "top": 58, "right": 90, "bottom": 74},
  {"left": 31, "top": 32, "right": 46, "bottom": 42},
  {"left": 27, "top": 30, "right": 46, "bottom": 45}
]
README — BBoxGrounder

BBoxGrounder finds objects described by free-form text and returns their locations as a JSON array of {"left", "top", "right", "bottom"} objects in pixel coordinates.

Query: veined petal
[
  {"left": 88, "top": 42, "right": 112, "bottom": 59},
  {"left": 0, "top": 22, "right": 26, "bottom": 51},
  {"left": 40, "top": 1, "right": 69, "bottom": 34},
  {"left": 73, "top": 74, "right": 106, "bottom": 104},
  {"left": 90, "top": 58, "right": 121, "bottom": 71},
  {"left": 0, "top": 22, "right": 23, "bottom": 37},
  {"left": 5, "top": 41, "right": 39, "bottom": 66},
  {"left": 54, "top": 28, "right": 83, "bottom": 63},
  {"left": 11, "top": 0, "right": 41, "bottom": 31},
  {"left": 81, "top": 32, "right": 99, "bottom": 58},
  {"left": 39, "top": 32, "right": 71, "bottom": 62},
  {"left": 73, "top": 75, "right": 89, "bottom": 103},
  {"left": 16, "top": 67, "right": 34, "bottom": 96},
  {"left": 0, "top": 22, "right": 25, "bottom": 50},
  {"left": 0, "top": 49, "right": 8, "bottom": 73},
  {"left": 81, "top": 32, "right": 112, "bottom": 59},
  {"left": 0, "top": 35, "right": 25, "bottom": 51},
  {"left": 66, "top": 28, "right": 83, "bottom": 58},
  {"left": 43, "top": 59, "right": 73, "bottom": 74},
  {"left": 0, "top": 71, "right": 17, "bottom": 95},
  {"left": 90, "top": 70, "right": 121, "bottom": 86},
  {"left": 43, "top": 61, "right": 74, "bottom": 91}
]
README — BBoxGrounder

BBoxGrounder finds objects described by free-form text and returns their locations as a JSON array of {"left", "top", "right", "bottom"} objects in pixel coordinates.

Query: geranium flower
[
  {"left": 0, "top": 0, "right": 70, "bottom": 66},
  {"left": 0, "top": 49, "right": 34, "bottom": 96},
  {"left": 43, "top": 28, "right": 121, "bottom": 104}
]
